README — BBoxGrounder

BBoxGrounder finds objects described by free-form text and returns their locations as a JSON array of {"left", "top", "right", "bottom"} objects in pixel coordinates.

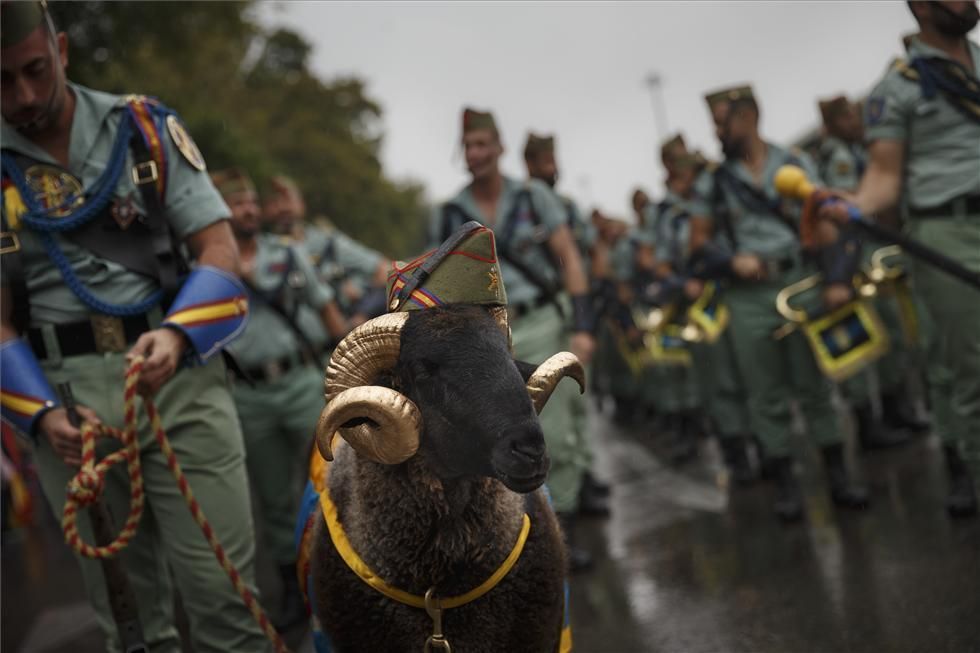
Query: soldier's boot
[
  {"left": 557, "top": 512, "right": 595, "bottom": 573},
  {"left": 853, "top": 402, "right": 910, "bottom": 451},
  {"left": 943, "top": 445, "right": 979, "bottom": 518},
  {"left": 881, "top": 392, "right": 931, "bottom": 435},
  {"left": 772, "top": 457, "right": 804, "bottom": 522},
  {"left": 578, "top": 471, "right": 611, "bottom": 518},
  {"left": 668, "top": 413, "right": 698, "bottom": 465},
  {"left": 274, "top": 563, "right": 309, "bottom": 632},
  {"left": 822, "top": 444, "right": 870, "bottom": 510},
  {"left": 721, "top": 436, "right": 756, "bottom": 485}
]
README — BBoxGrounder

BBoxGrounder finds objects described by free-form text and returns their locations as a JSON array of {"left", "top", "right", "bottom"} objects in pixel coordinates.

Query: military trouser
[
  {"left": 512, "top": 303, "right": 591, "bottom": 513},
  {"left": 691, "top": 329, "right": 752, "bottom": 439},
  {"left": 644, "top": 362, "right": 698, "bottom": 415},
  {"left": 233, "top": 364, "right": 325, "bottom": 565},
  {"left": 598, "top": 319, "right": 641, "bottom": 407},
  {"left": 725, "top": 265, "right": 841, "bottom": 458},
  {"left": 36, "top": 353, "right": 269, "bottom": 653},
  {"left": 907, "top": 215, "right": 980, "bottom": 476}
]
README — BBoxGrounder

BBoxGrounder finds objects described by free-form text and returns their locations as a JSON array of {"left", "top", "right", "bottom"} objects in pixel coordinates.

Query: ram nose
[{"left": 493, "top": 423, "right": 550, "bottom": 493}]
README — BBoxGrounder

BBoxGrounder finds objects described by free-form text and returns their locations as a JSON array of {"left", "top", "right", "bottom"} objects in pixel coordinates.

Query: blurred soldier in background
[
  {"left": 433, "top": 108, "right": 597, "bottom": 570},
  {"left": 523, "top": 133, "right": 610, "bottom": 520},
  {"left": 212, "top": 167, "right": 348, "bottom": 629}
]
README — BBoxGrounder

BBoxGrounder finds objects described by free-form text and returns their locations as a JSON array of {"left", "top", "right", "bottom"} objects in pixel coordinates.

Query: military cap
[
  {"left": 210, "top": 168, "right": 257, "bottom": 198},
  {"left": 704, "top": 84, "right": 755, "bottom": 110},
  {"left": 523, "top": 132, "right": 555, "bottom": 160},
  {"left": 268, "top": 174, "right": 301, "bottom": 198},
  {"left": 660, "top": 133, "right": 687, "bottom": 165},
  {"left": 462, "top": 107, "right": 498, "bottom": 136},
  {"left": 1, "top": 0, "right": 47, "bottom": 48},
  {"left": 386, "top": 226, "right": 506, "bottom": 312},
  {"left": 818, "top": 95, "right": 851, "bottom": 126}
]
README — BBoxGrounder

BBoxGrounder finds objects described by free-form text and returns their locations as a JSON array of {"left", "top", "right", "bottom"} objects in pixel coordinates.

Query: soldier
[
  {"left": 649, "top": 134, "right": 756, "bottom": 480},
  {"left": 522, "top": 133, "right": 609, "bottom": 518},
  {"left": 687, "top": 85, "right": 868, "bottom": 521},
  {"left": 263, "top": 174, "right": 390, "bottom": 328},
  {"left": 817, "top": 95, "right": 921, "bottom": 449},
  {"left": 433, "top": 108, "right": 597, "bottom": 571},
  {"left": 0, "top": 3, "right": 269, "bottom": 651},
  {"left": 211, "top": 167, "right": 349, "bottom": 628},
  {"left": 820, "top": 0, "right": 980, "bottom": 517}
]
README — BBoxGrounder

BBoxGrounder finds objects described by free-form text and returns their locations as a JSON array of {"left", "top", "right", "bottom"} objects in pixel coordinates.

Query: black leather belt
[
  {"left": 244, "top": 354, "right": 304, "bottom": 384},
  {"left": 29, "top": 314, "right": 152, "bottom": 361},
  {"left": 913, "top": 194, "right": 980, "bottom": 219},
  {"left": 509, "top": 295, "right": 555, "bottom": 319}
]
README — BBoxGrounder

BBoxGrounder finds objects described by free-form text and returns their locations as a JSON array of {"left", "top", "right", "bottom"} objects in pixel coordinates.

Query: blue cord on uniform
[{"left": 2, "top": 113, "right": 166, "bottom": 317}]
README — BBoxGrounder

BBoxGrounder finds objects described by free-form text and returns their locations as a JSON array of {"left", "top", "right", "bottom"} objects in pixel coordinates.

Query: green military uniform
[
  {"left": 865, "top": 35, "right": 980, "bottom": 477},
  {"left": 431, "top": 174, "right": 590, "bottom": 513},
  {"left": 1, "top": 82, "right": 268, "bottom": 651},
  {"left": 688, "top": 124, "right": 840, "bottom": 461},
  {"left": 652, "top": 188, "right": 753, "bottom": 443},
  {"left": 226, "top": 231, "right": 335, "bottom": 566}
]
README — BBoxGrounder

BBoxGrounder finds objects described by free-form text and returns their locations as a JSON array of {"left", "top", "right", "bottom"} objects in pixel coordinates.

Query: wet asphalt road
[{"left": 3, "top": 402, "right": 979, "bottom": 653}]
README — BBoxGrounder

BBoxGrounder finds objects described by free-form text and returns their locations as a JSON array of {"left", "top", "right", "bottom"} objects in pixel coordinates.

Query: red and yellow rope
[{"left": 60, "top": 357, "right": 289, "bottom": 653}]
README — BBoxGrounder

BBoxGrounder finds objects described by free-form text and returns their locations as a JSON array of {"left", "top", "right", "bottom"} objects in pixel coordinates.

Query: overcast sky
[{"left": 257, "top": 2, "right": 972, "bottom": 219}]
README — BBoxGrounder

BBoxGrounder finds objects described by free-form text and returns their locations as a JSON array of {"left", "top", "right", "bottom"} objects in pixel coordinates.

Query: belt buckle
[
  {"left": 263, "top": 360, "right": 284, "bottom": 383},
  {"left": 131, "top": 160, "right": 159, "bottom": 186},
  {"left": 90, "top": 315, "right": 128, "bottom": 353},
  {"left": 0, "top": 231, "right": 21, "bottom": 255}
]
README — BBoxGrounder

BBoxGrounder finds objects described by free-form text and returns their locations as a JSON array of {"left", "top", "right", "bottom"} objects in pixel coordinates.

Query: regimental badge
[
  {"left": 110, "top": 193, "right": 140, "bottom": 230},
  {"left": 487, "top": 266, "right": 500, "bottom": 292},
  {"left": 866, "top": 97, "right": 886, "bottom": 126},
  {"left": 835, "top": 161, "right": 852, "bottom": 177},
  {"left": 23, "top": 165, "right": 84, "bottom": 218},
  {"left": 166, "top": 114, "right": 206, "bottom": 172}
]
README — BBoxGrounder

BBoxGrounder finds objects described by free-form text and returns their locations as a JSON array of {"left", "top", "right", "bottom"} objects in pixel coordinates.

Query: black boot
[
  {"left": 557, "top": 512, "right": 594, "bottom": 573},
  {"left": 853, "top": 402, "right": 910, "bottom": 451},
  {"left": 822, "top": 444, "right": 870, "bottom": 510},
  {"left": 772, "top": 457, "right": 804, "bottom": 522},
  {"left": 578, "top": 472, "right": 611, "bottom": 518},
  {"left": 721, "top": 436, "right": 756, "bottom": 485},
  {"left": 881, "top": 392, "right": 931, "bottom": 434},
  {"left": 943, "top": 445, "right": 978, "bottom": 518},
  {"left": 274, "top": 563, "right": 309, "bottom": 632},
  {"left": 668, "top": 413, "right": 699, "bottom": 464}
]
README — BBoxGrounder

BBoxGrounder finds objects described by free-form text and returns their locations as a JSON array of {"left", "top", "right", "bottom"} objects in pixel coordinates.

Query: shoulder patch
[
  {"left": 166, "top": 115, "right": 207, "bottom": 172},
  {"left": 865, "top": 96, "right": 886, "bottom": 126}
]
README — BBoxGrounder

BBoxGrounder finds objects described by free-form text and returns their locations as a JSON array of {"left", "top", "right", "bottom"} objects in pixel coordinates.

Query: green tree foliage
[{"left": 50, "top": 1, "right": 428, "bottom": 257}]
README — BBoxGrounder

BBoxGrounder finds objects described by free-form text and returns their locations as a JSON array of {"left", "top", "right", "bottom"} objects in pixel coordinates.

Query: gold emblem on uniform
[
  {"left": 487, "top": 266, "right": 500, "bottom": 292},
  {"left": 166, "top": 114, "right": 206, "bottom": 172},
  {"left": 831, "top": 324, "right": 851, "bottom": 351},
  {"left": 23, "top": 165, "right": 84, "bottom": 218},
  {"left": 835, "top": 161, "right": 851, "bottom": 176}
]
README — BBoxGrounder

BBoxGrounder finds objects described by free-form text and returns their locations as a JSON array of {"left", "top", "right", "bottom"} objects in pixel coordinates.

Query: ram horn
[
  {"left": 525, "top": 352, "right": 587, "bottom": 414},
  {"left": 317, "top": 312, "right": 421, "bottom": 463}
]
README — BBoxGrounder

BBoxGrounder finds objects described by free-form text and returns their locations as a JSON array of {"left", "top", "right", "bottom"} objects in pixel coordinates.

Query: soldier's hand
[
  {"left": 822, "top": 283, "right": 854, "bottom": 311},
  {"left": 570, "top": 332, "right": 596, "bottom": 366},
  {"left": 38, "top": 405, "right": 101, "bottom": 467},
  {"left": 815, "top": 190, "right": 857, "bottom": 226},
  {"left": 684, "top": 278, "right": 704, "bottom": 301},
  {"left": 127, "top": 328, "right": 188, "bottom": 396},
  {"left": 731, "top": 254, "right": 765, "bottom": 281}
]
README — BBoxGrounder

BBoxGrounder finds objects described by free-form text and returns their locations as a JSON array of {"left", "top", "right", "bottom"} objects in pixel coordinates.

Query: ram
[{"left": 303, "top": 298, "right": 582, "bottom": 653}]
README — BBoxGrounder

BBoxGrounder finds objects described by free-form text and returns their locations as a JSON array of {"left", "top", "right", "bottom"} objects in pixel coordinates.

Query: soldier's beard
[
  {"left": 721, "top": 137, "right": 745, "bottom": 160},
  {"left": 931, "top": 2, "right": 980, "bottom": 37},
  {"left": 14, "top": 80, "right": 65, "bottom": 137}
]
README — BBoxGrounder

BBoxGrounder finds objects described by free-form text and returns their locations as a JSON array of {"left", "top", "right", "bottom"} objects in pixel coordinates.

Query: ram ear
[{"left": 514, "top": 359, "right": 538, "bottom": 384}]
